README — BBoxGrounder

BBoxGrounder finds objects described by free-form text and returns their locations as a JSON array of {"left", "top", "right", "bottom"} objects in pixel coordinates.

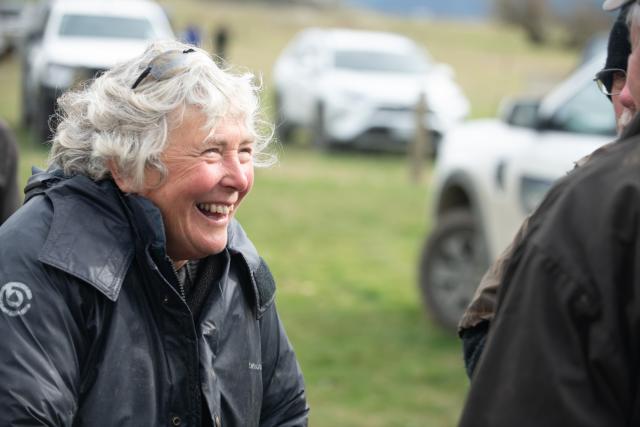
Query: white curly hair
[{"left": 48, "top": 39, "right": 275, "bottom": 192}]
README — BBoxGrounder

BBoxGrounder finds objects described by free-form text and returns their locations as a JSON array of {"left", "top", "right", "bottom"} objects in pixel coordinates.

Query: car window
[
  {"left": 333, "top": 50, "right": 429, "bottom": 73},
  {"left": 549, "top": 80, "right": 616, "bottom": 136},
  {"left": 58, "top": 14, "right": 155, "bottom": 39},
  {"left": 0, "top": 5, "right": 20, "bottom": 20}
]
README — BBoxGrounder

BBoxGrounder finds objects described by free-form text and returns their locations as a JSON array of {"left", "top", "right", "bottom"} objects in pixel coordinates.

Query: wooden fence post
[{"left": 409, "top": 92, "right": 431, "bottom": 183}]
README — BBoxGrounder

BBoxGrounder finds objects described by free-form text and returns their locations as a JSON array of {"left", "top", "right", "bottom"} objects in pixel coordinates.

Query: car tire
[
  {"left": 312, "top": 102, "right": 330, "bottom": 149},
  {"left": 33, "top": 88, "right": 56, "bottom": 144},
  {"left": 21, "top": 87, "right": 33, "bottom": 128},
  {"left": 419, "top": 209, "right": 489, "bottom": 331},
  {"left": 274, "top": 91, "right": 294, "bottom": 144},
  {"left": 20, "top": 56, "right": 34, "bottom": 128}
]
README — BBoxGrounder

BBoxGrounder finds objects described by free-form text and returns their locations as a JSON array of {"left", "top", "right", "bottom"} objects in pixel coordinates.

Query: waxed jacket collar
[
  {"left": 28, "top": 170, "right": 274, "bottom": 315},
  {"left": 227, "top": 221, "right": 276, "bottom": 317},
  {"left": 36, "top": 173, "right": 136, "bottom": 301}
]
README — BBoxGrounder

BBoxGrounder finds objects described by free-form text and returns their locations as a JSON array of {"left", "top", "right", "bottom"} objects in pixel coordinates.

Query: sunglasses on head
[{"left": 131, "top": 48, "right": 196, "bottom": 90}]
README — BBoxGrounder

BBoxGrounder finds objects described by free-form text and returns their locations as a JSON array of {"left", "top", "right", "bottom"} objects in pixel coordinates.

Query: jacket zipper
[{"left": 167, "top": 256, "right": 187, "bottom": 302}]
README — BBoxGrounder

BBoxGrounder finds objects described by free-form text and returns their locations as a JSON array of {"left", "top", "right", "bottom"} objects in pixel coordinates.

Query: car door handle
[{"left": 495, "top": 159, "right": 507, "bottom": 191}]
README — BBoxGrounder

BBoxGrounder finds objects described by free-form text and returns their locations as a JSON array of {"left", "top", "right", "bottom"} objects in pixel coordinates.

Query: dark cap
[
  {"left": 605, "top": 5, "right": 631, "bottom": 71},
  {"left": 600, "top": 5, "right": 632, "bottom": 99}
]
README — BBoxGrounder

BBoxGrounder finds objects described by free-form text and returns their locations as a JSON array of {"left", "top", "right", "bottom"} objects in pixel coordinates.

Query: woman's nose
[{"left": 221, "top": 155, "right": 250, "bottom": 192}]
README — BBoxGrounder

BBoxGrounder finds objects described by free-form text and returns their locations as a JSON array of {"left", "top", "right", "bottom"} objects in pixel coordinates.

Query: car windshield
[
  {"left": 551, "top": 79, "right": 617, "bottom": 136},
  {"left": 58, "top": 14, "right": 155, "bottom": 39},
  {"left": 333, "top": 50, "right": 429, "bottom": 73}
]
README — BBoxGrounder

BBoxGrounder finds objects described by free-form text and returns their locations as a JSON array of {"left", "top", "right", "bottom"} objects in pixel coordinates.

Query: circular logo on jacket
[{"left": 0, "top": 282, "right": 32, "bottom": 316}]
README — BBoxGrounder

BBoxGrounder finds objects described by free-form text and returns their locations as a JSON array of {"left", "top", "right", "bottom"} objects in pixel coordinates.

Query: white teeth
[{"left": 197, "top": 203, "right": 232, "bottom": 215}]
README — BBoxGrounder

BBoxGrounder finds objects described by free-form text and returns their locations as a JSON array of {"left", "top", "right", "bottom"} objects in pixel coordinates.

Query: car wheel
[
  {"left": 274, "top": 91, "right": 294, "bottom": 144},
  {"left": 21, "top": 57, "right": 33, "bottom": 127},
  {"left": 21, "top": 86, "right": 33, "bottom": 128},
  {"left": 419, "top": 209, "right": 489, "bottom": 331},
  {"left": 312, "top": 102, "right": 329, "bottom": 149},
  {"left": 33, "top": 89, "right": 56, "bottom": 144}
]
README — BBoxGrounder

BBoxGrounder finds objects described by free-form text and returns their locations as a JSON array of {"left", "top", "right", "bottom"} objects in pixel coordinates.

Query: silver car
[
  {"left": 419, "top": 51, "right": 616, "bottom": 330},
  {"left": 21, "top": 0, "right": 174, "bottom": 142},
  {"left": 272, "top": 27, "right": 470, "bottom": 152}
]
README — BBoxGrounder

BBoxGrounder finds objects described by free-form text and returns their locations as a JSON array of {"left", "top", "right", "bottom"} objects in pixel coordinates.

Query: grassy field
[
  {"left": 0, "top": 1, "right": 584, "bottom": 425},
  {"left": 240, "top": 148, "right": 464, "bottom": 426}
]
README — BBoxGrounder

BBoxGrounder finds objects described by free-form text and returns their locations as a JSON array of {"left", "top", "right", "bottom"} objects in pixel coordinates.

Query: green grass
[
  {"left": 0, "top": 2, "right": 585, "bottom": 425},
  {"left": 238, "top": 148, "right": 466, "bottom": 426}
]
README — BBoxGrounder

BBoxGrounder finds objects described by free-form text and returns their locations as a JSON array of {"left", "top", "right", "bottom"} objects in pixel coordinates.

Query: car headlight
[
  {"left": 520, "top": 176, "right": 554, "bottom": 214},
  {"left": 43, "top": 63, "right": 78, "bottom": 89},
  {"left": 328, "top": 90, "right": 366, "bottom": 108},
  {"left": 326, "top": 90, "right": 368, "bottom": 120}
]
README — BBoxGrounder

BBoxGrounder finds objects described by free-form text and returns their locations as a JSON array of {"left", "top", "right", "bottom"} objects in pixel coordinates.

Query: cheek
[
  {"left": 613, "top": 99, "right": 624, "bottom": 118},
  {"left": 175, "top": 162, "right": 223, "bottom": 191}
]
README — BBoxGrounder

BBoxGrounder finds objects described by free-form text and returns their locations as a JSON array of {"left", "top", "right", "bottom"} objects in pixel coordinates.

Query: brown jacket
[
  {"left": 458, "top": 141, "right": 616, "bottom": 333},
  {"left": 459, "top": 118, "right": 640, "bottom": 426}
]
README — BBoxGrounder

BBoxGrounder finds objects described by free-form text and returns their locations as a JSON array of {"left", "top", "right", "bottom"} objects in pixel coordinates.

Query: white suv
[
  {"left": 419, "top": 51, "right": 616, "bottom": 330},
  {"left": 272, "top": 28, "right": 469, "bottom": 151},
  {"left": 21, "top": 0, "right": 174, "bottom": 142}
]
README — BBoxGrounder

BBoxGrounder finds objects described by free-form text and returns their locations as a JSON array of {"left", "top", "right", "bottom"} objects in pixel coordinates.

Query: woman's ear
[{"left": 107, "top": 159, "right": 135, "bottom": 193}]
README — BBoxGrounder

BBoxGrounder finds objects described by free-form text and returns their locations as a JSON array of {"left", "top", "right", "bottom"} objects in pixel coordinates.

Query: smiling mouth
[{"left": 196, "top": 203, "right": 233, "bottom": 216}]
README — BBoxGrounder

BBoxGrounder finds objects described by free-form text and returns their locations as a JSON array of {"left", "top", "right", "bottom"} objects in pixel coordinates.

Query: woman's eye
[
  {"left": 239, "top": 147, "right": 254, "bottom": 161},
  {"left": 203, "top": 148, "right": 222, "bottom": 157}
]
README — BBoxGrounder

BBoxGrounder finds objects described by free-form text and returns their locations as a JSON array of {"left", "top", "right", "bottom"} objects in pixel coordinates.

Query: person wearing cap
[
  {"left": 458, "top": 0, "right": 635, "bottom": 379},
  {"left": 0, "top": 39, "right": 309, "bottom": 426},
  {"left": 458, "top": 1, "right": 640, "bottom": 425}
]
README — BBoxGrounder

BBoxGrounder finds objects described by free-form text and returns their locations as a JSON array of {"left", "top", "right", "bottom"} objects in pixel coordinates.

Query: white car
[
  {"left": 0, "top": 1, "right": 24, "bottom": 56},
  {"left": 272, "top": 28, "right": 470, "bottom": 151},
  {"left": 21, "top": 0, "right": 174, "bottom": 142},
  {"left": 419, "top": 51, "right": 616, "bottom": 330}
]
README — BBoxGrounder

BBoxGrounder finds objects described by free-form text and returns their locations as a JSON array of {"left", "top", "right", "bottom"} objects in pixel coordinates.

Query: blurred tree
[
  {"left": 494, "top": 0, "right": 610, "bottom": 49},
  {"left": 524, "top": 0, "right": 547, "bottom": 44},
  {"left": 561, "top": 5, "right": 611, "bottom": 48},
  {"left": 494, "top": 0, "right": 548, "bottom": 45},
  {"left": 211, "top": 0, "right": 341, "bottom": 4}
]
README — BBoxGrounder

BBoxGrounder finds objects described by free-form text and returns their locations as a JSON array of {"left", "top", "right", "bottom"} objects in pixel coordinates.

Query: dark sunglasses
[{"left": 131, "top": 48, "right": 196, "bottom": 90}]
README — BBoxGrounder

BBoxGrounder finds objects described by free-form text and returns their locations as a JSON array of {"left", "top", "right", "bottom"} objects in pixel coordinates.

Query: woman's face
[{"left": 140, "top": 107, "right": 255, "bottom": 266}]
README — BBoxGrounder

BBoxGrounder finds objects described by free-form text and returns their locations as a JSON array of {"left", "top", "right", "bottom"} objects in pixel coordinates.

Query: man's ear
[{"left": 107, "top": 159, "right": 135, "bottom": 193}]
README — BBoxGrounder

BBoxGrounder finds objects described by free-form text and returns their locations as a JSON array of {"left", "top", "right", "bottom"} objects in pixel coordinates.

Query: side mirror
[
  {"left": 499, "top": 97, "right": 541, "bottom": 129},
  {"left": 27, "top": 30, "right": 41, "bottom": 43}
]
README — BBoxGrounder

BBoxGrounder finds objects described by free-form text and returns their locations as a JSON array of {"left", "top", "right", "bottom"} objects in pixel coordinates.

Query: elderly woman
[{"left": 0, "top": 40, "right": 308, "bottom": 426}]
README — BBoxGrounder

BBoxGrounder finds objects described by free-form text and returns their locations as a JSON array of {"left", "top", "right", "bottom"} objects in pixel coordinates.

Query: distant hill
[
  {"left": 346, "top": 0, "right": 611, "bottom": 20},
  {"left": 346, "top": 0, "right": 490, "bottom": 18}
]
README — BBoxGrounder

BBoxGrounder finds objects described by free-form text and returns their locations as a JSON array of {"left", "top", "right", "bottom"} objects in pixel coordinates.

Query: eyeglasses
[
  {"left": 594, "top": 68, "right": 627, "bottom": 96},
  {"left": 131, "top": 48, "right": 196, "bottom": 90}
]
